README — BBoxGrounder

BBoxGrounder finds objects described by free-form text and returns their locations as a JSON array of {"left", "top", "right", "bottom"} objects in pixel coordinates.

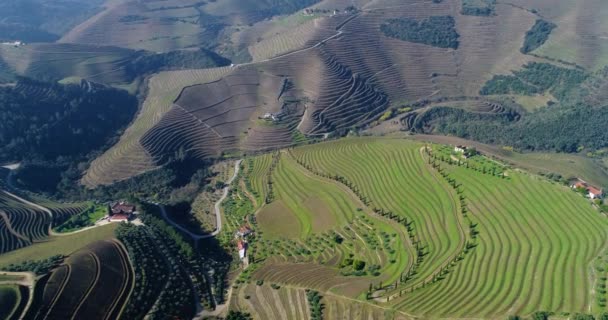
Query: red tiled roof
[
  {"left": 237, "top": 240, "right": 247, "bottom": 250},
  {"left": 110, "top": 213, "right": 129, "bottom": 221},
  {"left": 574, "top": 182, "right": 587, "bottom": 189},
  {"left": 588, "top": 186, "right": 603, "bottom": 196}
]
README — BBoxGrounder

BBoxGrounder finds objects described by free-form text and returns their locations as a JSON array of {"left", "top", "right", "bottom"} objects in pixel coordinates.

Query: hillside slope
[
  {"left": 86, "top": 0, "right": 562, "bottom": 186},
  {"left": 235, "top": 138, "right": 608, "bottom": 319}
]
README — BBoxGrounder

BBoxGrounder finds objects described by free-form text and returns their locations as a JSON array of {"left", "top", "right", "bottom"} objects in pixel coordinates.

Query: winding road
[{"left": 159, "top": 159, "right": 242, "bottom": 240}]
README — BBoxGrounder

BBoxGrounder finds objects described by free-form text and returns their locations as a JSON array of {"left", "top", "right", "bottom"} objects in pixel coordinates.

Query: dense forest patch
[
  {"left": 461, "top": 0, "right": 496, "bottom": 16},
  {"left": 127, "top": 49, "right": 231, "bottom": 77},
  {"left": 260, "top": 0, "right": 322, "bottom": 17},
  {"left": 0, "top": 78, "right": 137, "bottom": 163},
  {"left": 414, "top": 102, "right": 608, "bottom": 153},
  {"left": 521, "top": 20, "right": 557, "bottom": 54},
  {"left": 410, "top": 62, "right": 608, "bottom": 153},
  {"left": 480, "top": 62, "right": 587, "bottom": 100},
  {"left": 0, "top": 78, "right": 137, "bottom": 195},
  {"left": 381, "top": 16, "right": 460, "bottom": 49}
]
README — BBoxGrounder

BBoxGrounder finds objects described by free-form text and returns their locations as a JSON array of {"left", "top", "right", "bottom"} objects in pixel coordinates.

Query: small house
[
  {"left": 454, "top": 145, "right": 467, "bottom": 153},
  {"left": 588, "top": 186, "right": 604, "bottom": 200},
  {"left": 261, "top": 113, "right": 279, "bottom": 121},
  {"left": 237, "top": 240, "right": 247, "bottom": 259}
]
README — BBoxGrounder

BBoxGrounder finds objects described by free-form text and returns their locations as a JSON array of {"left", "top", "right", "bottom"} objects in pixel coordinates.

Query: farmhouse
[
  {"left": 454, "top": 145, "right": 468, "bottom": 153},
  {"left": 109, "top": 201, "right": 136, "bottom": 221},
  {"left": 588, "top": 186, "right": 604, "bottom": 200},
  {"left": 261, "top": 113, "right": 279, "bottom": 121},
  {"left": 237, "top": 240, "right": 247, "bottom": 260},
  {"left": 571, "top": 180, "right": 604, "bottom": 199}
]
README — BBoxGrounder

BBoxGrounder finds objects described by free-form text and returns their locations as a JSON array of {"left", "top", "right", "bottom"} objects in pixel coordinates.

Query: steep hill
[{"left": 85, "top": 0, "right": 549, "bottom": 186}]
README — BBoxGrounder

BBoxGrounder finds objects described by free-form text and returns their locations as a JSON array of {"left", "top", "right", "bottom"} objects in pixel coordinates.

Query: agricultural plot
[
  {"left": 232, "top": 283, "right": 311, "bottom": 320},
  {"left": 26, "top": 240, "right": 133, "bottom": 320},
  {"left": 511, "top": 0, "right": 608, "bottom": 70},
  {"left": 281, "top": 137, "right": 608, "bottom": 318},
  {"left": 60, "top": 0, "right": 208, "bottom": 52},
  {"left": 235, "top": 151, "right": 412, "bottom": 297},
  {"left": 86, "top": 0, "right": 549, "bottom": 185},
  {"left": 0, "top": 43, "right": 140, "bottom": 85},
  {"left": 0, "top": 223, "right": 117, "bottom": 267},
  {"left": 292, "top": 138, "right": 464, "bottom": 291},
  {"left": 82, "top": 67, "right": 232, "bottom": 187},
  {"left": 0, "top": 191, "right": 88, "bottom": 254}
]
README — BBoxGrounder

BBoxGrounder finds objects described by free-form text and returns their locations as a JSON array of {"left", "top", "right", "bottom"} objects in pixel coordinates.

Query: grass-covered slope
[
  {"left": 245, "top": 151, "right": 413, "bottom": 296},
  {"left": 258, "top": 137, "right": 608, "bottom": 318}
]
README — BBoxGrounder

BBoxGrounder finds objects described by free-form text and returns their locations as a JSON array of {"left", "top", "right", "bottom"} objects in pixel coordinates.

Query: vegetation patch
[
  {"left": 521, "top": 20, "right": 557, "bottom": 54},
  {"left": 1, "top": 254, "right": 63, "bottom": 275},
  {"left": 480, "top": 62, "right": 587, "bottom": 100},
  {"left": 53, "top": 203, "right": 106, "bottom": 233},
  {"left": 461, "top": 0, "right": 496, "bottom": 16},
  {"left": 381, "top": 16, "right": 460, "bottom": 49},
  {"left": 306, "top": 289, "right": 324, "bottom": 320}
]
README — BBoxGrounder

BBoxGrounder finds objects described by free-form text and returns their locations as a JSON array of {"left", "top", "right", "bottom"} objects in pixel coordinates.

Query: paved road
[{"left": 159, "top": 159, "right": 242, "bottom": 240}]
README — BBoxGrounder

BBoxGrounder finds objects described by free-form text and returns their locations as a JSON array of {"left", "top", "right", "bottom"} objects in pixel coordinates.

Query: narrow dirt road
[{"left": 159, "top": 159, "right": 242, "bottom": 240}]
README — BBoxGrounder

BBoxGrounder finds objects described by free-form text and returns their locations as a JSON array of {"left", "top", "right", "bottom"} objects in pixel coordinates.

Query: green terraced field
[
  {"left": 258, "top": 154, "right": 355, "bottom": 238},
  {"left": 239, "top": 138, "right": 608, "bottom": 318},
  {"left": 292, "top": 138, "right": 465, "bottom": 291},
  {"left": 239, "top": 151, "right": 414, "bottom": 297}
]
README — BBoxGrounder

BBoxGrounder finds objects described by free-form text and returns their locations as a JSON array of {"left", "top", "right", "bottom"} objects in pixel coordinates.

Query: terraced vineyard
[
  {"left": 26, "top": 240, "right": 133, "bottom": 320},
  {"left": 86, "top": 0, "right": 550, "bottom": 186},
  {"left": 225, "top": 137, "right": 608, "bottom": 319},
  {"left": 0, "top": 191, "right": 88, "bottom": 254}
]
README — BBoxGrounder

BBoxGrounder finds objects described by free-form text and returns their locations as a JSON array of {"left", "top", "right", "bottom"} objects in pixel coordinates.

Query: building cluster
[
  {"left": 571, "top": 180, "right": 604, "bottom": 200},
  {"left": 108, "top": 201, "right": 136, "bottom": 222}
]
